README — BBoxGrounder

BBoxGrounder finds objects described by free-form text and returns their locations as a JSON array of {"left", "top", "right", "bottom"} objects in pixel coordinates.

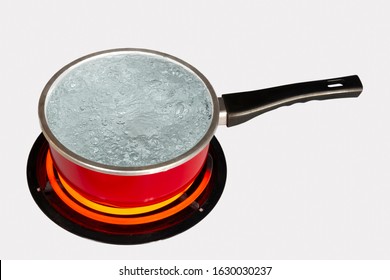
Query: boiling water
[{"left": 45, "top": 52, "right": 213, "bottom": 167}]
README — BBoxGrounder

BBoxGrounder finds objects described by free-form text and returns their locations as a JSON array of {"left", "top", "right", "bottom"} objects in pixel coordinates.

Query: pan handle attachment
[{"left": 219, "top": 75, "right": 363, "bottom": 127}]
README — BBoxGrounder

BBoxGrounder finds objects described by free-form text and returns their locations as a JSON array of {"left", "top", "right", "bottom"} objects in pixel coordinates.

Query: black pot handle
[{"left": 220, "top": 75, "right": 363, "bottom": 127}]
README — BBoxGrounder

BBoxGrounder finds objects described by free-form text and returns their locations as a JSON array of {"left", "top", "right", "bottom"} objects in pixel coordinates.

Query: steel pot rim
[{"left": 38, "top": 48, "right": 220, "bottom": 176}]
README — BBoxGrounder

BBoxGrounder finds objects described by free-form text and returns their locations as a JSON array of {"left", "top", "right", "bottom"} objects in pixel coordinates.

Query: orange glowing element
[
  {"left": 46, "top": 150, "right": 211, "bottom": 225},
  {"left": 57, "top": 172, "right": 193, "bottom": 215}
]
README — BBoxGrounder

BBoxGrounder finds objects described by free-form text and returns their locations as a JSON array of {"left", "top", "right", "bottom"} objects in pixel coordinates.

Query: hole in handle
[
  {"left": 327, "top": 79, "right": 344, "bottom": 88},
  {"left": 328, "top": 83, "right": 343, "bottom": 88}
]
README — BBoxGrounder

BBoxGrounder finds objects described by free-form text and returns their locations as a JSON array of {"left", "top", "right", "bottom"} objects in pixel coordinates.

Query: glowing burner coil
[
  {"left": 57, "top": 168, "right": 194, "bottom": 216},
  {"left": 46, "top": 150, "right": 212, "bottom": 225},
  {"left": 27, "top": 134, "right": 227, "bottom": 244}
]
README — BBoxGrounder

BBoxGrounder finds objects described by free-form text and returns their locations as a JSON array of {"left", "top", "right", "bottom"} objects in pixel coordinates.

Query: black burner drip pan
[{"left": 27, "top": 133, "right": 227, "bottom": 244}]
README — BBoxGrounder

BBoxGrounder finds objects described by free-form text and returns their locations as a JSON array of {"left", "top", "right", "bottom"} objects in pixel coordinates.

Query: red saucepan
[{"left": 38, "top": 48, "right": 362, "bottom": 207}]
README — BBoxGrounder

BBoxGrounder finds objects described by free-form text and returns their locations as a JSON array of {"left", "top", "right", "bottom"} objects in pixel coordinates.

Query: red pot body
[{"left": 49, "top": 145, "right": 209, "bottom": 207}]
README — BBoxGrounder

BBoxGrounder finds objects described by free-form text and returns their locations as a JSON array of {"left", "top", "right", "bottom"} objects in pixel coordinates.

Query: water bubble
[
  {"left": 148, "top": 79, "right": 162, "bottom": 88},
  {"left": 175, "top": 102, "right": 184, "bottom": 115}
]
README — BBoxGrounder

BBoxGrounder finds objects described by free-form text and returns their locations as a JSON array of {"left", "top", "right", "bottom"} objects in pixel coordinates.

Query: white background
[{"left": 1, "top": 0, "right": 389, "bottom": 259}]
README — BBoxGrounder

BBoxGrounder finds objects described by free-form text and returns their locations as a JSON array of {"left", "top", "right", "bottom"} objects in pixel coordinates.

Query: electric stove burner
[{"left": 27, "top": 134, "right": 227, "bottom": 244}]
